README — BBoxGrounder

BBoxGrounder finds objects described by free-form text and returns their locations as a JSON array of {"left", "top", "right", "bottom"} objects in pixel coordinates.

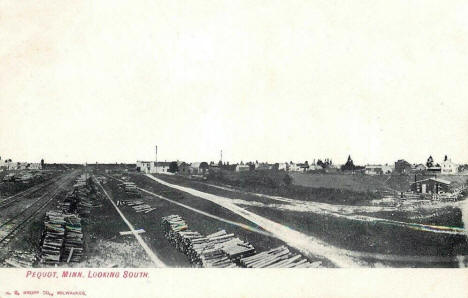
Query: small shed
[{"left": 411, "top": 178, "right": 452, "bottom": 194}]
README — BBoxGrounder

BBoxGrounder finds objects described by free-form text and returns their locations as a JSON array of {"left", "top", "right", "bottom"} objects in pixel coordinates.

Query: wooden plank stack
[
  {"left": 120, "top": 182, "right": 141, "bottom": 197},
  {"left": 187, "top": 230, "right": 255, "bottom": 267},
  {"left": 117, "top": 200, "right": 156, "bottom": 214},
  {"left": 239, "top": 246, "right": 321, "bottom": 268},
  {"left": 161, "top": 215, "right": 321, "bottom": 268},
  {"left": 40, "top": 211, "right": 85, "bottom": 265},
  {"left": 161, "top": 215, "right": 254, "bottom": 268},
  {"left": 40, "top": 211, "right": 65, "bottom": 264},
  {"left": 61, "top": 214, "right": 83, "bottom": 263},
  {"left": 61, "top": 192, "right": 75, "bottom": 213},
  {"left": 64, "top": 176, "right": 101, "bottom": 217}
]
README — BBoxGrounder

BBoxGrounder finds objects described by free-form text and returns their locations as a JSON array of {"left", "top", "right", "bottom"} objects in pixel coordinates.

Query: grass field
[
  {"left": 291, "top": 172, "right": 468, "bottom": 193},
  {"left": 148, "top": 172, "right": 468, "bottom": 267}
]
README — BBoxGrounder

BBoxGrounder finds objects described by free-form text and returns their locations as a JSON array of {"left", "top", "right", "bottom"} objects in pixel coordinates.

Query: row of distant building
[
  {"left": 0, "top": 157, "right": 44, "bottom": 171},
  {"left": 136, "top": 155, "right": 466, "bottom": 176}
]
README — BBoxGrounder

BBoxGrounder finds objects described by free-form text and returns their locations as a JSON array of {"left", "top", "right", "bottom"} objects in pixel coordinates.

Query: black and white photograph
[{"left": 1, "top": 1, "right": 467, "bottom": 297}]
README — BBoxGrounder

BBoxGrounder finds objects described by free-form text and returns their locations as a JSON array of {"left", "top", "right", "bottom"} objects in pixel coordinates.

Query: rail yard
[{"left": 1, "top": 164, "right": 467, "bottom": 269}]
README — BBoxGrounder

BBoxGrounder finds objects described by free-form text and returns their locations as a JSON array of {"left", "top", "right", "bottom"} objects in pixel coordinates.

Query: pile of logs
[
  {"left": 61, "top": 214, "right": 83, "bottom": 263},
  {"left": 119, "top": 182, "right": 140, "bottom": 197},
  {"left": 117, "top": 200, "right": 156, "bottom": 214},
  {"left": 161, "top": 215, "right": 322, "bottom": 269},
  {"left": 61, "top": 176, "right": 100, "bottom": 216},
  {"left": 40, "top": 211, "right": 65, "bottom": 264},
  {"left": 161, "top": 215, "right": 254, "bottom": 268},
  {"left": 187, "top": 230, "right": 254, "bottom": 267},
  {"left": 40, "top": 211, "right": 84, "bottom": 265},
  {"left": 75, "top": 184, "right": 92, "bottom": 217},
  {"left": 239, "top": 246, "right": 321, "bottom": 268}
]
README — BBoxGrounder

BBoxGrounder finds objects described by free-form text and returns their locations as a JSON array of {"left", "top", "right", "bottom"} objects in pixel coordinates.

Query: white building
[
  {"left": 441, "top": 158, "right": 458, "bottom": 175},
  {"left": 235, "top": 164, "right": 250, "bottom": 172},
  {"left": 365, "top": 164, "right": 393, "bottom": 175},
  {"left": 278, "top": 163, "right": 289, "bottom": 171},
  {"left": 288, "top": 162, "right": 301, "bottom": 172},
  {"left": 1, "top": 160, "right": 42, "bottom": 170},
  {"left": 136, "top": 161, "right": 171, "bottom": 174},
  {"left": 308, "top": 164, "right": 323, "bottom": 171}
]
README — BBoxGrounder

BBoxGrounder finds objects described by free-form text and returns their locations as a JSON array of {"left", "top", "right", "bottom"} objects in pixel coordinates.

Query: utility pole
[
  {"left": 85, "top": 162, "right": 88, "bottom": 185},
  {"left": 155, "top": 145, "right": 158, "bottom": 174},
  {"left": 220, "top": 150, "right": 223, "bottom": 163}
]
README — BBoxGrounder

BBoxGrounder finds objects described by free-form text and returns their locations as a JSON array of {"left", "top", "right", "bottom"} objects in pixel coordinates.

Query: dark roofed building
[
  {"left": 411, "top": 178, "right": 452, "bottom": 194},
  {"left": 395, "top": 159, "right": 412, "bottom": 174}
]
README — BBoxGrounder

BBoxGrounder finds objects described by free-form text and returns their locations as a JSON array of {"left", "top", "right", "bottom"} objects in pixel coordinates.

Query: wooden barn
[{"left": 410, "top": 178, "right": 452, "bottom": 194}]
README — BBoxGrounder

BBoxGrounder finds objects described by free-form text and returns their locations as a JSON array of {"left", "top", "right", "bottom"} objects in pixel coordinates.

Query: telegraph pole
[{"left": 155, "top": 145, "right": 158, "bottom": 174}]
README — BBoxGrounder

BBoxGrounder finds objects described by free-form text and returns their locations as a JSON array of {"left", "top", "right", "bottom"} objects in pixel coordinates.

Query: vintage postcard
[{"left": 1, "top": 1, "right": 467, "bottom": 297}]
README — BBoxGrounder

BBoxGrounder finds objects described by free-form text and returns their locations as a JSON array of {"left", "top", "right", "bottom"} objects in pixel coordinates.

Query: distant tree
[
  {"left": 168, "top": 161, "right": 179, "bottom": 173},
  {"left": 317, "top": 159, "right": 325, "bottom": 168},
  {"left": 341, "top": 155, "right": 356, "bottom": 171},
  {"left": 426, "top": 156, "right": 434, "bottom": 168},
  {"left": 444, "top": 155, "right": 448, "bottom": 162}
]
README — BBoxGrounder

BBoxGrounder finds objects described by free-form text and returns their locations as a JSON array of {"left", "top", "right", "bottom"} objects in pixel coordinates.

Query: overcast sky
[{"left": 1, "top": 1, "right": 467, "bottom": 165}]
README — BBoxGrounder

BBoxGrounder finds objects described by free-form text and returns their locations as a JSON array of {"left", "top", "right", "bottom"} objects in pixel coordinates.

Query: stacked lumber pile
[
  {"left": 120, "top": 182, "right": 140, "bottom": 197},
  {"left": 67, "top": 176, "right": 102, "bottom": 216},
  {"left": 61, "top": 214, "right": 83, "bottom": 263},
  {"left": 161, "top": 215, "right": 320, "bottom": 268},
  {"left": 40, "top": 211, "right": 65, "bottom": 264},
  {"left": 75, "top": 184, "right": 92, "bottom": 217},
  {"left": 3, "top": 252, "right": 36, "bottom": 268},
  {"left": 161, "top": 215, "right": 253, "bottom": 268},
  {"left": 161, "top": 215, "right": 189, "bottom": 240},
  {"left": 61, "top": 192, "right": 75, "bottom": 213},
  {"left": 188, "top": 230, "right": 253, "bottom": 268},
  {"left": 189, "top": 230, "right": 255, "bottom": 267},
  {"left": 239, "top": 246, "right": 321, "bottom": 268},
  {"left": 117, "top": 200, "right": 156, "bottom": 214},
  {"left": 40, "top": 211, "right": 85, "bottom": 265}
]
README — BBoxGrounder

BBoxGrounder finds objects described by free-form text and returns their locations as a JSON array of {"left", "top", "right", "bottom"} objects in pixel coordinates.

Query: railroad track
[
  {"left": 0, "top": 177, "right": 60, "bottom": 210},
  {"left": 0, "top": 172, "right": 77, "bottom": 248},
  {"left": 0, "top": 173, "right": 64, "bottom": 209}
]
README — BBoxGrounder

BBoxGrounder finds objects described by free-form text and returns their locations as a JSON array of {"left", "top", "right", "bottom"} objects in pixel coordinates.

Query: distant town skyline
[
  {"left": 1, "top": 151, "right": 466, "bottom": 166},
  {"left": 1, "top": 1, "right": 467, "bottom": 165}
]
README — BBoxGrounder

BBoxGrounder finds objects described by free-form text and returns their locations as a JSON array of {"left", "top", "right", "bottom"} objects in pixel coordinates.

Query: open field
[
  {"left": 291, "top": 172, "right": 468, "bottom": 192},
  {"left": 144, "top": 172, "right": 468, "bottom": 267}
]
